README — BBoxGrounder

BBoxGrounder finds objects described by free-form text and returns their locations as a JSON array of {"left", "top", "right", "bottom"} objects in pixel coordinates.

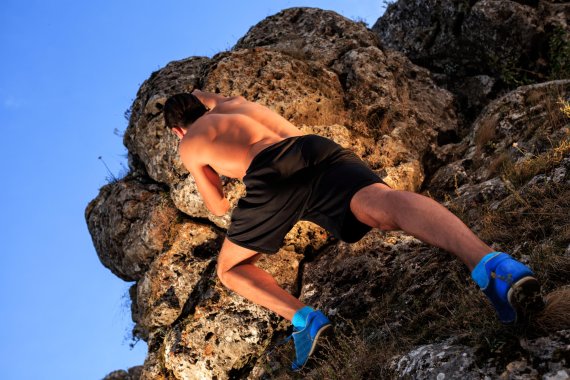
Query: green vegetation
[{"left": 548, "top": 26, "right": 570, "bottom": 80}]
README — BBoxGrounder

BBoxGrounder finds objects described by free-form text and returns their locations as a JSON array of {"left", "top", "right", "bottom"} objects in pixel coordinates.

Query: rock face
[
  {"left": 85, "top": 177, "right": 176, "bottom": 281},
  {"left": 392, "top": 330, "right": 570, "bottom": 379},
  {"left": 87, "top": 5, "right": 570, "bottom": 380},
  {"left": 373, "top": 0, "right": 570, "bottom": 121}
]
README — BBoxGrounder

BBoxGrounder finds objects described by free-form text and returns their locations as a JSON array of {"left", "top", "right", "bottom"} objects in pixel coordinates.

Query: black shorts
[{"left": 226, "top": 134, "right": 385, "bottom": 254}]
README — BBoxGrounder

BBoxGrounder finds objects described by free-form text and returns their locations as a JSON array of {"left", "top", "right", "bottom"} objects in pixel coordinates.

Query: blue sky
[{"left": 0, "top": 1, "right": 385, "bottom": 378}]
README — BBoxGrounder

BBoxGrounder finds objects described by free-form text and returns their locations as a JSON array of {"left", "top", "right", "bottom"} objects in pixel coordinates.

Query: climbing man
[{"left": 162, "top": 90, "right": 543, "bottom": 371}]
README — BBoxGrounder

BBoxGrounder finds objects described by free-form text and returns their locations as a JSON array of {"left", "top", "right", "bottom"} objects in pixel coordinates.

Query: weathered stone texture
[
  {"left": 373, "top": 0, "right": 570, "bottom": 121},
  {"left": 162, "top": 283, "right": 276, "bottom": 380},
  {"left": 392, "top": 330, "right": 570, "bottom": 379},
  {"left": 85, "top": 177, "right": 177, "bottom": 281},
  {"left": 234, "top": 7, "right": 379, "bottom": 66},
  {"left": 429, "top": 80, "right": 570, "bottom": 199},
  {"left": 135, "top": 221, "right": 220, "bottom": 329}
]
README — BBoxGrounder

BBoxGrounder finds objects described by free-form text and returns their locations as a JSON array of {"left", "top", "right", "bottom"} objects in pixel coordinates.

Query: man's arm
[
  {"left": 179, "top": 134, "right": 229, "bottom": 216},
  {"left": 189, "top": 164, "right": 230, "bottom": 216}
]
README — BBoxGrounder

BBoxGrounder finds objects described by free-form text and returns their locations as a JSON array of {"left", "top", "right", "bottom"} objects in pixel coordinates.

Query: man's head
[{"left": 163, "top": 93, "right": 209, "bottom": 138}]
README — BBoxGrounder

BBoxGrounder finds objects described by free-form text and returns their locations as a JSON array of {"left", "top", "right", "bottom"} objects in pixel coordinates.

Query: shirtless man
[{"left": 163, "top": 90, "right": 542, "bottom": 371}]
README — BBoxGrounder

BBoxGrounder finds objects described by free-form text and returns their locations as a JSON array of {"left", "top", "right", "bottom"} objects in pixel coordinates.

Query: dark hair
[{"left": 163, "top": 93, "right": 209, "bottom": 129}]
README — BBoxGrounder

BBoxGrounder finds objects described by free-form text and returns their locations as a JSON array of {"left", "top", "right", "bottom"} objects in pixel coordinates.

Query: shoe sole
[
  {"left": 294, "top": 323, "right": 332, "bottom": 371},
  {"left": 507, "top": 276, "right": 544, "bottom": 323}
]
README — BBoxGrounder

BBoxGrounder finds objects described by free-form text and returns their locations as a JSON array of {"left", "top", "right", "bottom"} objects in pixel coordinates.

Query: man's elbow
[{"left": 210, "top": 198, "right": 230, "bottom": 216}]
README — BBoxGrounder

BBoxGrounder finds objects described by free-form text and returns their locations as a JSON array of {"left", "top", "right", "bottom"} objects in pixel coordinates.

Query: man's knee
[
  {"left": 216, "top": 247, "right": 261, "bottom": 288},
  {"left": 351, "top": 183, "right": 399, "bottom": 231}
]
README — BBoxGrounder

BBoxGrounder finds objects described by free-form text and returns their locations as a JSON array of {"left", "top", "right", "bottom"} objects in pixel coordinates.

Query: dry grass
[
  {"left": 559, "top": 97, "right": 570, "bottom": 119},
  {"left": 503, "top": 137, "right": 570, "bottom": 186},
  {"left": 536, "top": 286, "right": 570, "bottom": 332},
  {"left": 475, "top": 114, "right": 498, "bottom": 154}
]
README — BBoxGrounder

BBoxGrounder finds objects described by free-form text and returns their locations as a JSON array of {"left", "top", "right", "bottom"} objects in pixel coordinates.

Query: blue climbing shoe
[
  {"left": 291, "top": 310, "right": 332, "bottom": 371},
  {"left": 472, "top": 252, "right": 544, "bottom": 324}
]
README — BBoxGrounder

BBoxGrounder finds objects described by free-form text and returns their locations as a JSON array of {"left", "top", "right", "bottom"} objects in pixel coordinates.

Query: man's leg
[
  {"left": 217, "top": 238, "right": 332, "bottom": 370},
  {"left": 350, "top": 183, "right": 543, "bottom": 323},
  {"left": 216, "top": 238, "right": 305, "bottom": 321},
  {"left": 350, "top": 183, "right": 493, "bottom": 270}
]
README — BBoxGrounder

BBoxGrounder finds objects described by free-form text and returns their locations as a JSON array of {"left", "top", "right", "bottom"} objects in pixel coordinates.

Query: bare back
[{"left": 179, "top": 97, "right": 303, "bottom": 180}]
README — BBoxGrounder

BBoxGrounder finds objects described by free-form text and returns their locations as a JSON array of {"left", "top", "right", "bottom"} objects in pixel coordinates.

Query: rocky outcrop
[
  {"left": 85, "top": 177, "right": 176, "bottom": 281},
  {"left": 87, "top": 4, "right": 570, "bottom": 380},
  {"left": 373, "top": 0, "right": 570, "bottom": 122},
  {"left": 428, "top": 79, "right": 570, "bottom": 200},
  {"left": 392, "top": 330, "right": 570, "bottom": 379},
  {"left": 234, "top": 7, "right": 379, "bottom": 66},
  {"left": 103, "top": 366, "right": 143, "bottom": 380}
]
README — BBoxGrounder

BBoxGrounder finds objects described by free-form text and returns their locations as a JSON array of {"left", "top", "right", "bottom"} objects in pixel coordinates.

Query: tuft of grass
[
  {"left": 475, "top": 114, "right": 498, "bottom": 154},
  {"left": 536, "top": 286, "right": 570, "bottom": 332},
  {"left": 559, "top": 97, "right": 570, "bottom": 119},
  {"left": 503, "top": 137, "right": 570, "bottom": 186}
]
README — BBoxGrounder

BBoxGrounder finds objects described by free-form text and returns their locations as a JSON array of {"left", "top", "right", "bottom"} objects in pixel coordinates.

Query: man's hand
[{"left": 191, "top": 89, "right": 244, "bottom": 111}]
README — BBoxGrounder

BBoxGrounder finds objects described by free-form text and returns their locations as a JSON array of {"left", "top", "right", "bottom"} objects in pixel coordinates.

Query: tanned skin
[{"left": 172, "top": 89, "right": 493, "bottom": 321}]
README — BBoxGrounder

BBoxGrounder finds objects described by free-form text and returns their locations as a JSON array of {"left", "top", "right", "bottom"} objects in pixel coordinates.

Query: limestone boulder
[
  {"left": 85, "top": 177, "right": 177, "bottom": 281},
  {"left": 234, "top": 7, "right": 379, "bottom": 66},
  {"left": 428, "top": 80, "right": 570, "bottom": 197},
  {"left": 299, "top": 230, "right": 469, "bottom": 321},
  {"left": 374, "top": 0, "right": 542, "bottom": 78},
  {"left": 135, "top": 221, "right": 221, "bottom": 329},
  {"left": 373, "top": 0, "right": 570, "bottom": 120},
  {"left": 102, "top": 366, "right": 143, "bottom": 380},
  {"left": 392, "top": 330, "right": 570, "bottom": 379},
  {"left": 203, "top": 49, "right": 346, "bottom": 126},
  {"left": 162, "top": 283, "right": 276, "bottom": 380},
  {"left": 331, "top": 46, "right": 458, "bottom": 189},
  {"left": 124, "top": 57, "right": 210, "bottom": 184}
]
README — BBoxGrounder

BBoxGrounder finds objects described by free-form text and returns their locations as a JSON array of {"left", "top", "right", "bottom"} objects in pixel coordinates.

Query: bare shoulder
[{"left": 178, "top": 129, "right": 212, "bottom": 169}]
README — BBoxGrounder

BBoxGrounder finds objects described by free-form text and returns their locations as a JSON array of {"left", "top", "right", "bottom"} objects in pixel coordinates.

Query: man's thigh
[{"left": 217, "top": 237, "right": 262, "bottom": 274}]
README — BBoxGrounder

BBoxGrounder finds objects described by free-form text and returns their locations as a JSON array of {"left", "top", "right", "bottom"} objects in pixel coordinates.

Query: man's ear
[{"left": 171, "top": 126, "right": 185, "bottom": 139}]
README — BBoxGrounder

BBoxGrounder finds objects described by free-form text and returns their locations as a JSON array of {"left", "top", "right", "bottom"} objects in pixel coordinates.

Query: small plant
[
  {"left": 548, "top": 26, "right": 570, "bottom": 80},
  {"left": 559, "top": 97, "right": 570, "bottom": 119},
  {"left": 503, "top": 138, "right": 570, "bottom": 186},
  {"left": 99, "top": 156, "right": 130, "bottom": 184}
]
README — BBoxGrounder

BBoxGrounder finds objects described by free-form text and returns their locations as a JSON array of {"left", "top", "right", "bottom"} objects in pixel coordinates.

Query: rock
[
  {"left": 162, "top": 283, "right": 276, "bottom": 380},
  {"left": 428, "top": 79, "right": 570, "bottom": 193},
  {"left": 124, "top": 57, "right": 210, "bottom": 184},
  {"left": 391, "top": 338, "right": 480, "bottom": 380},
  {"left": 234, "top": 7, "right": 379, "bottom": 66},
  {"left": 169, "top": 175, "right": 241, "bottom": 229},
  {"left": 103, "top": 366, "right": 143, "bottom": 380},
  {"left": 331, "top": 46, "right": 458, "bottom": 189},
  {"left": 392, "top": 330, "right": 570, "bottom": 379},
  {"left": 373, "top": 0, "right": 570, "bottom": 121},
  {"left": 374, "top": 0, "right": 550, "bottom": 80},
  {"left": 203, "top": 49, "right": 346, "bottom": 127},
  {"left": 85, "top": 177, "right": 177, "bottom": 281},
  {"left": 135, "top": 221, "right": 220, "bottom": 329},
  {"left": 139, "top": 329, "right": 170, "bottom": 380},
  {"left": 299, "top": 229, "right": 462, "bottom": 321}
]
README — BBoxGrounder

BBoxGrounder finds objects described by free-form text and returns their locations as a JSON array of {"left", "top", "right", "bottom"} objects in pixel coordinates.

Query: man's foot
[
  {"left": 472, "top": 252, "right": 544, "bottom": 324},
  {"left": 291, "top": 310, "right": 332, "bottom": 371}
]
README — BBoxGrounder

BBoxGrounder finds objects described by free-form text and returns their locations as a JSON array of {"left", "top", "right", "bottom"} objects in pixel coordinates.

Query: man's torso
[{"left": 178, "top": 97, "right": 303, "bottom": 179}]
